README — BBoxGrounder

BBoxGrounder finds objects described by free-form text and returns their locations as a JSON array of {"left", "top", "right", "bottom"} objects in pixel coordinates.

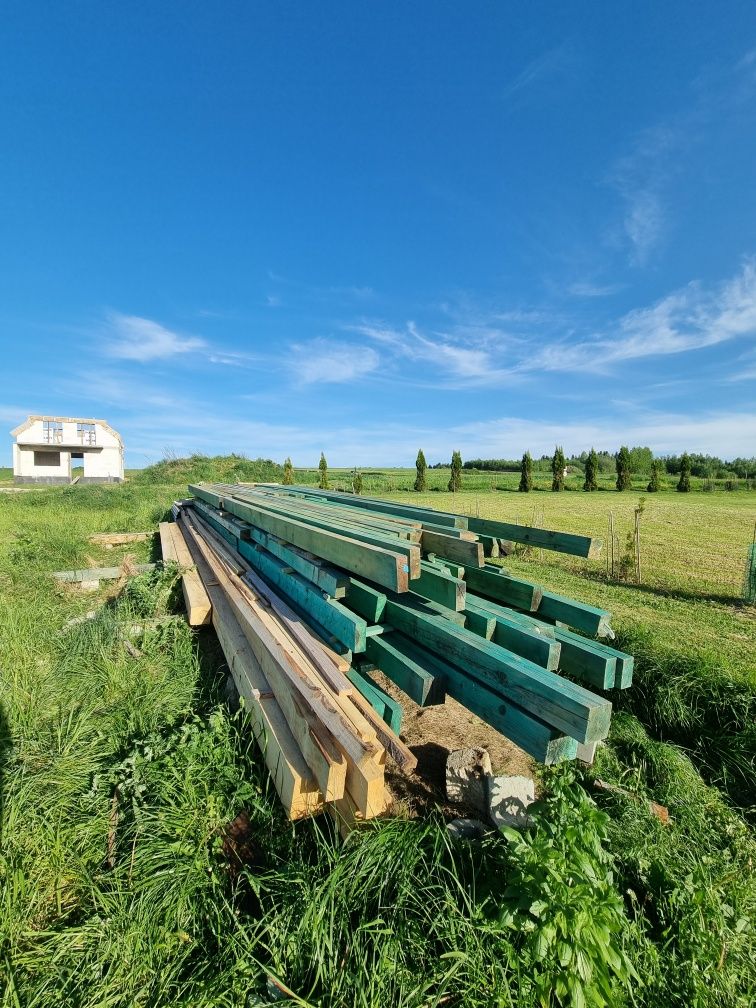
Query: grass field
[{"left": 0, "top": 463, "right": 754, "bottom": 1006}]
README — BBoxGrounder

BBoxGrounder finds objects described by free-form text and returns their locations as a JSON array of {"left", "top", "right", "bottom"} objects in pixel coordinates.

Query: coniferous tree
[
  {"left": 414, "top": 449, "right": 427, "bottom": 492},
  {"left": 282, "top": 457, "right": 294, "bottom": 485},
  {"left": 647, "top": 460, "right": 661, "bottom": 493},
  {"left": 677, "top": 452, "right": 691, "bottom": 492},
  {"left": 518, "top": 451, "right": 533, "bottom": 492},
  {"left": 318, "top": 452, "right": 328, "bottom": 489},
  {"left": 352, "top": 468, "right": 363, "bottom": 495},
  {"left": 583, "top": 448, "right": 598, "bottom": 491},
  {"left": 615, "top": 446, "right": 632, "bottom": 491},
  {"left": 447, "top": 450, "right": 463, "bottom": 492},
  {"left": 551, "top": 446, "right": 566, "bottom": 491}
]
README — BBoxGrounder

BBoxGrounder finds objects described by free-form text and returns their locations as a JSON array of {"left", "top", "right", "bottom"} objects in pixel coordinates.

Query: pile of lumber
[
  {"left": 162, "top": 482, "right": 635, "bottom": 823},
  {"left": 160, "top": 504, "right": 415, "bottom": 829}
]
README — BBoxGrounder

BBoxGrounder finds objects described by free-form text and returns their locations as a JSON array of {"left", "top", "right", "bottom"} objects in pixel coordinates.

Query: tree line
[{"left": 283, "top": 447, "right": 755, "bottom": 496}]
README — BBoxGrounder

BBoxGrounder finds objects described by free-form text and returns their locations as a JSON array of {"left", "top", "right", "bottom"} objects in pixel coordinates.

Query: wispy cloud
[
  {"left": 501, "top": 41, "right": 578, "bottom": 107},
  {"left": 104, "top": 313, "right": 205, "bottom": 362},
  {"left": 119, "top": 407, "right": 756, "bottom": 467},
  {"left": 608, "top": 125, "right": 680, "bottom": 266},
  {"left": 534, "top": 259, "right": 756, "bottom": 372},
  {"left": 287, "top": 338, "right": 381, "bottom": 385}
]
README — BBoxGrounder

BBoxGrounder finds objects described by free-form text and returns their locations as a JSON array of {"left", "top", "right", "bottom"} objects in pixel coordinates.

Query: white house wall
[{"left": 12, "top": 417, "right": 124, "bottom": 483}]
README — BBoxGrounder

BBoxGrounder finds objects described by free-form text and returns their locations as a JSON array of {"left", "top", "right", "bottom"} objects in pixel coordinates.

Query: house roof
[{"left": 11, "top": 415, "right": 124, "bottom": 446}]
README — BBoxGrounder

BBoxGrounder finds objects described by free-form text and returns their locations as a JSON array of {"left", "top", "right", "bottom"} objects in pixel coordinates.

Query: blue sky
[{"left": 1, "top": 1, "right": 755, "bottom": 468}]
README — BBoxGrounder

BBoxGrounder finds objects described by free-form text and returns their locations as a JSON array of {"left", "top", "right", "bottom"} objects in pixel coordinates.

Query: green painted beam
[
  {"left": 383, "top": 637, "right": 577, "bottom": 764},
  {"left": 463, "top": 565, "right": 543, "bottom": 612},
  {"left": 466, "top": 517, "right": 602, "bottom": 559},
  {"left": 381, "top": 593, "right": 611, "bottom": 744},
  {"left": 221, "top": 490, "right": 422, "bottom": 568},
  {"left": 552, "top": 627, "right": 617, "bottom": 691},
  {"left": 345, "top": 578, "right": 387, "bottom": 623},
  {"left": 347, "top": 666, "right": 403, "bottom": 733},
  {"left": 422, "top": 529, "right": 484, "bottom": 568},
  {"left": 189, "top": 485, "right": 411, "bottom": 592},
  {"left": 192, "top": 498, "right": 349, "bottom": 598},
  {"left": 236, "top": 539, "right": 368, "bottom": 652},
  {"left": 254, "top": 484, "right": 469, "bottom": 529},
  {"left": 411, "top": 561, "right": 466, "bottom": 611},
  {"left": 465, "top": 599, "right": 561, "bottom": 671},
  {"left": 538, "top": 590, "right": 614, "bottom": 638},
  {"left": 365, "top": 634, "right": 445, "bottom": 706}
]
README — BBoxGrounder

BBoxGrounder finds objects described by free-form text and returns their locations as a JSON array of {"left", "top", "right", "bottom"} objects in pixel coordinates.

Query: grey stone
[
  {"left": 446, "top": 817, "right": 488, "bottom": 841},
  {"left": 488, "top": 774, "right": 535, "bottom": 829},
  {"left": 445, "top": 747, "right": 493, "bottom": 816}
]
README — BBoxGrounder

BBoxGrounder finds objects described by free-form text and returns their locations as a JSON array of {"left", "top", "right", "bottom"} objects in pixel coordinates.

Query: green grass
[{"left": 1, "top": 463, "right": 754, "bottom": 1006}]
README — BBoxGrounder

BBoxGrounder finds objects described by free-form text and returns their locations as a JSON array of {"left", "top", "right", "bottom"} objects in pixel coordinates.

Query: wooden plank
[
  {"left": 538, "top": 591, "right": 614, "bottom": 638},
  {"left": 381, "top": 594, "right": 612, "bottom": 744},
  {"left": 411, "top": 561, "right": 466, "bottom": 611},
  {"left": 52, "top": 563, "right": 155, "bottom": 583},
  {"left": 465, "top": 599, "right": 561, "bottom": 671},
  {"left": 180, "top": 526, "right": 323, "bottom": 818},
  {"left": 421, "top": 529, "right": 484, "bottom": 568},
  {"left": 346, "top": 689, "right": 417, "bottom": 773},
  {"left": 254, "top": 484, "right": 469, "bottom": 529},
  {"left": 160, "top": 522, "right": 212, "bottom": 626},
  {"left": 190, "top": 485, "right": 411, "bottom": 593},
  {"left": 467, "top": 517, "right": 602, "bottom": 559},
  {"left": 365, "top": 634, "right": 445, "bottom": 706},
  {"left": 344, "top": 578, "right": 387, "bottom": 624},
  {"left": 193, "top": 499, "right": 350, "bottom": 599},
  {"left": 237, "top": 540, "right": 368, "bottom": 652},
  {"left": 463, "top": 565, "right": 543, "bottom": 612},
  {"left": 181, "top": 516, "right": 374, "bottom": 773},
  {"left": 381, "top": 637, "right": 577, "bottom": 764},
  {"left": 347, "top": 667, "right": 403, "bottom": 734}
]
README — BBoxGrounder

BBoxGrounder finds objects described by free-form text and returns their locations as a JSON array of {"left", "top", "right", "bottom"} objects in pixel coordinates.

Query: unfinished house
[{"left": 11, "top": 415, "right": 125, "bottom": 484}]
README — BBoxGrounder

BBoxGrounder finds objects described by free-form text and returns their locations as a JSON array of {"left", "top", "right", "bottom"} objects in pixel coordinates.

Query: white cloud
[
  {"left": 117, "top": 407, "right": 756, "bottom": 468},
  {"left": 104, "top": 313, "right": 205, "bottom": 362},
  {"left": 534, "top": 260, "right": 756, "bottom": 373},
  {"left": 288, "top": 339, "right": 381, "bottom": 384}
]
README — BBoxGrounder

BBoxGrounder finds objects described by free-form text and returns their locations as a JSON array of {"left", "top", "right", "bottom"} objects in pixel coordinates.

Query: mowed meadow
[{"left": 1, "top": 457, "right": 754, "bottom": 1007}]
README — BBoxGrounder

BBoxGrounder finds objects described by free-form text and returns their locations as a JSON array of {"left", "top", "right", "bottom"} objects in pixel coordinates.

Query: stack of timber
[
  {"left": 160, "top": 506, "right": 416, "bottom": 829},
  {"left": 163, "top": 483, "right": 635, "bottom": 822}
]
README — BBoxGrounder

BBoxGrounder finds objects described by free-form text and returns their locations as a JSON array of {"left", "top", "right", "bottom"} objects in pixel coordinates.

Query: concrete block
[
  {"left": 488, "top": 774, "right": 535, "bottom": 829},
  {"left": 446, "top": 747, "right": 492, "bottom": 816}
]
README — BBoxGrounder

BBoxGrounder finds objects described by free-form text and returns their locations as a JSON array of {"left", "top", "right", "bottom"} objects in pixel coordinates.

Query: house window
[
  {"left": 77, "top": 422, "right": 96, "bottom": 446},
  {"left": 42, "top": 420, "right": 63, "bottom": 444},
  {"left": 34, "top": 451, "right": 61, "bottom": 467}
]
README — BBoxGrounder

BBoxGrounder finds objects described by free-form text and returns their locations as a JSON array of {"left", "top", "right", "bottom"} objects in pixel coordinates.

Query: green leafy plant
[
  {"left": 282, "top": 457, "right": 294, "bottom": 485},
  {"left": 318, "top": 452, "right": 328, "bottom": 489},
  {"left": 615, "top": 447, "right": 632, "bottom": 491}
]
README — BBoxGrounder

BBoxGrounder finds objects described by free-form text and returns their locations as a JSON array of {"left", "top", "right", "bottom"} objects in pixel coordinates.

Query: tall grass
[{"left": 1, "top": 480, "right": 754, "bottom": 1006}]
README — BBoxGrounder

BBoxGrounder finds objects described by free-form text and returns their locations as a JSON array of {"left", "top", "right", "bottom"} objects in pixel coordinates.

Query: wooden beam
[
  {"left": 421, "top": 529, "right": 484, "bottom": 568},
  {"left": 190, "top": 485, "right": 411, "bottom": 593},
  {"left": 365, "top": 633, "right": 445, "bottom": 706},
  {"left": 381, "top": 594, "right": 612, "bottom": 744},
  {"left": 467, "top": 517, "right": 602, "bottom": 559},
  {"left": 463, "top": 564, "right": 543, "bottom": 612}
]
